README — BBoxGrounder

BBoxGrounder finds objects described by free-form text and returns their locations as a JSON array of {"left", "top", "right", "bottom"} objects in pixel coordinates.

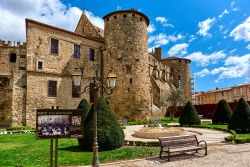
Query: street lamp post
[{"left": 72, "top": 70, "right": 117, "bottom": 167}]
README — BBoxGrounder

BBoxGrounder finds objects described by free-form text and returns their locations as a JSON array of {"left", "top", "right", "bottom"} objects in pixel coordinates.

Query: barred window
[
  {"left": 89, "top": 48, "right": 95, "bottom": 61},
  {"left": 51, "top": 38, "right": 58, "bottom": 54},
  {"left": 48, "top": 81, "right": 57, "bottom": 97},
  {"left": 72, "top": 81, "right": 80, "bottom": 98},
  {"left": 74, "top": 44, "right": 80, "bottom": 59}
]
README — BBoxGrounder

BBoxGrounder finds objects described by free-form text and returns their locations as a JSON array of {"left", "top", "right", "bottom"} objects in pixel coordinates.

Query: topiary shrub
[
  {"left": 179, "top": 101, "right": 201, "bottom": 126},
  {"left": 228, "top": 98, "right": 250, "bottom": 133},
  {"left": 77, "top": 98, "right": 90, "bottom": 148},
  {"left": 78, "top": 97, "right": 125, "bottom": 151},
  {"left": 212, "top": 99, "right": 232, "bottom": 124}
]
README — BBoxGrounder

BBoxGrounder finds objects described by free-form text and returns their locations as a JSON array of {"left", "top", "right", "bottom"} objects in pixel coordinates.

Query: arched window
[
  {"left": 178, "top": 75, "right": 181, "bottom": 89},
  {"left": 9, "top": 53, "right": 16, "bottom": 63}
]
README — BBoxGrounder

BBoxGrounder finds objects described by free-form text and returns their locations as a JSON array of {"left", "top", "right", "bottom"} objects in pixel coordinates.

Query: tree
[
  {"left": 212, "top": 99, "right": 232, "bottom": 124},
  {"left": 228, "top": 98, "right": 250, "bottom": 133},
  {"left": 78, "top": 97, "right": 125, "bottom": 151},
  {"left": 77, "top": 98, "right": 90, "bottom": 148},
  {"left": 179, "top": 101, "right": 201, "bottom": 126},
  {"left": 163, "top": 89, "right": 188, "bottom": 120}
]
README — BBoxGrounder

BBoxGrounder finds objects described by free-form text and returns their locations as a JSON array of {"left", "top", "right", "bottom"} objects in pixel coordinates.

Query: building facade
[
  {"left": 0, "top": 9, "right": 191, "bottom": 127},
  {"left": 194, "top": 83, "right": 250, "bottom": 105}
]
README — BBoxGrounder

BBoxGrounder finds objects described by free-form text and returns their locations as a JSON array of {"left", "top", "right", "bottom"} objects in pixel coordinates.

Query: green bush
[
  {"left": 228, "top": 98, "right": 250, "bottom": 133},
  {"left": 212, "top": 99, "right": 232, "bottom": 124},
  {"left": 77, "top": 98, "right": 90, "bottom": 148},
  {"left": 179, "top": 101, "right": 201, "bottom": 126},
  {"left": 78, "top": 97, "right": 125, "bottom": 151}
]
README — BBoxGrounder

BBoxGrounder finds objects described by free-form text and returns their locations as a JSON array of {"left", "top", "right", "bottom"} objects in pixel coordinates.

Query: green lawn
[{"left": 0, "top": 134, "right": 159, "bottom": 167}]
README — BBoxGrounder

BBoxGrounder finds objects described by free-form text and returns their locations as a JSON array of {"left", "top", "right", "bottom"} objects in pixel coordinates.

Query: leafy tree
[
  {"left": 179, "top": 101, "right": 201, "bottom": 126},
  {"left": 78, "top": 97, "right": 125, "bottom": 151},
  {"left": 228, "top": 98, "right": 250, "bottom": 133},
  {"left": 77, "top": 98, "right": 90, "bottom": 148},
  {"left": 212, "top": 99, "right": 232, "bottom": 124},
  {"left": 163, "top": 89, "right": 188, "bottom": 120}
]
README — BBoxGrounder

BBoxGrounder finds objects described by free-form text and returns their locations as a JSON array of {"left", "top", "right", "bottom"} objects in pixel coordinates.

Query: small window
[
  {"left": 178, "top": 75, "right": 181, "bottom": 89},
  {"left": 179, "top": 60, "right": 181, "bottom": 63},
  {"left": 37, "top": 61, "right": 43, "bottom": 70},
  {"left": 89, "top": 48, "right": 95, "bottom": 61},
  {"left": 240, "top": 87, "right": 243, "bottom": 94},
  {"left": 106, "top": 18, "right": 109, "bottom": 22},
  {"left": 74, "top": 44, "right": 80, "bottom": 59},
  {"left": 140, "top": 17, "right": 142, "bottom": 21},
  {"left": 123, "top": 14, "right": 127, "bottom": 18},
  {"left": 126, "top": 65, "right": 131, "bottom": 74},
  {"left": 51, "top": 38, "right": 58, "bottom": 54},
  {"left": 114, "top": 16, "right": 117, "bottom": 19},
  {"left": 72, "top": 81, "right": 80, "bottom": 98},
  {"left": 130, "top": 78, "right": 132, "bottom": 84},
  {"left": 9, "top": 53, "right": 16, "bottom": 62},
  {"left": 132, "top": 14, "right": 135, "bottom": 17},
  {"left": 48, "top": 81, "right": 57, "bottom": 97}
]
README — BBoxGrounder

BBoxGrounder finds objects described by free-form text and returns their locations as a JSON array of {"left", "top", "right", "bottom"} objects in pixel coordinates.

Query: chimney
[{"left": 154, "top": 47, "right": 162, "bottom": 61}]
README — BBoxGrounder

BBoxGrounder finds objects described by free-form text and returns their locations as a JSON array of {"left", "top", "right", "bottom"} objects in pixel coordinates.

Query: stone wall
[
  {"left": 25, "top": 20, "right": 103, "bottom": 126},
  {"left": 103, "top": 10, "right": 151, "bottom": 120}
]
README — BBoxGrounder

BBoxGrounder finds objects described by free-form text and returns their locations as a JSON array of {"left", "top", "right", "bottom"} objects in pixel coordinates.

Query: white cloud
[
  {"left": 84, "top": 11, "right": 104, "bottom": 29},
  {"left": 163, "top": 23, "right": 174, "bottom": 28},
  {"left": 246, "top": 44, "right": 250, "bottom": 50},
  {"left": 186, "top": 50, "right": 226, "bottom": 66},
  {"left": 0, "top": 0, "right": 103, "bottom": 42},
  {"left": 147, "top": 24, "right": 156, "bottom": 33},
  {"left": 231, "top": 1, "right": 235, "bottom": 8},
  {"left": 155, "top": 17, "right": 167, "bottom": 23},
  {"left": 229, "top": 49, "right": 237, "bottom": 54},
  {"left": 219, "top": 9, "right": 229, "bottom": 18},
  {"left": 230, "top": 16, "right": 250, "bottom": 41},
  {"left": 149, "top": 33, "right": 184, "bottom": 48},
  {"left": 194, "top": 68, "right": 210, "bottom": 78},
  {"left": 197, "top": 17, "right": 216, "bottom": 37},
  {"left": 188, "top": 35, "right": 196, "bottom": 42},
  {"left": 168, "top": 43, "right": 189, "bottom": 56},
  {"left": 219, "top": 25, "right": 224, "bottom": 31},
  {"left": 213, "top": 54, "right": 250, "bottom": 81}
]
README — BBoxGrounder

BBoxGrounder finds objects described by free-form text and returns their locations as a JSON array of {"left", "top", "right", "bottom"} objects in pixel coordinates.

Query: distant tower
[
  {"left": 103, "top": 9, "right": 151, "bottom": 119},
  {"left": 161, "top": 57, "right": 192, "bottom": 99}
]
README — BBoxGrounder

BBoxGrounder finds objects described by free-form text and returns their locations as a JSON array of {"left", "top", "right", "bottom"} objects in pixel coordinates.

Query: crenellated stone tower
[{"left": 103, "top": 9, "right": 151, "bottom": 119}]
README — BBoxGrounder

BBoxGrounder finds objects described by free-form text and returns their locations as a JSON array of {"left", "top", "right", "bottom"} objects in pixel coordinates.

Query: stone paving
[{"left": 124, "top": 125, "right": 230, "bottom": 144}]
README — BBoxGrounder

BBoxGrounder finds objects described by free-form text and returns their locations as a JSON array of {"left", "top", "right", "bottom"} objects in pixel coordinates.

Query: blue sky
[{"left": 0, "top": 0, "right": 250, "bottom": 92}]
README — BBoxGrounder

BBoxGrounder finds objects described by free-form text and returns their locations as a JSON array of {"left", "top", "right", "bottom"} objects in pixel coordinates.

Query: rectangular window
[
  {"left": 48, "top": 81, "right": 57, "bottom": 97},
  {"left": 37, "top": 61, "right": 43, "bottom": 70},
  {"left": 74, "top": 44, "right": 80, "bottom": 59},
  {"left": 126, "top": 65, "right": 131, "bottom": 74},
  {"left": 89, "top": 48, "right": 95, "bottom": 61},
  {"left": 72, "top": 81, "right": 80, "bottom": 98},
  {"left": 51, "top": 38, "right": 58, "bottom": 54},
  {"left": 240, "top": 87, "right": 243, "bottom": 94}
]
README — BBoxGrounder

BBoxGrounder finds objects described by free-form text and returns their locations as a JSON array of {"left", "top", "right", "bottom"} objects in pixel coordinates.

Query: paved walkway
[
  {"left": 124, "top": 125, "right": 230, "bottom": 144},
  {"left": 100, "top": 143, "right": 250, "bottom": 167}
]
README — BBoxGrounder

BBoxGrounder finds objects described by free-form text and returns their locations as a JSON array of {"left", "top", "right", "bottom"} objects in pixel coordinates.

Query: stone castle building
[{"left": 0, "top": 9, "right": 191, "bottom": 127}]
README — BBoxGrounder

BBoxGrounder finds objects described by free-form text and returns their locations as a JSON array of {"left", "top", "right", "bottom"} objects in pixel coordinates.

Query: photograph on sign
[{"left": 36, "top": 109, "right": 83, "bottom": 139}]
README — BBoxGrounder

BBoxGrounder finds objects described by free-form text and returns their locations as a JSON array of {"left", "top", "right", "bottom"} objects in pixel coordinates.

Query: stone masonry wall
[
  {"left": 26, "top": 21, "right": 103, "bottom": 126},
  {"left": 104, "top": 10, "right": 151, "bottom": 120}
]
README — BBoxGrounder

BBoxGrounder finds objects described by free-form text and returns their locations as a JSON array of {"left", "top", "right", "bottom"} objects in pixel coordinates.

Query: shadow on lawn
[{"left": 59, "top": 146, "right": 82, "bottom": 152}]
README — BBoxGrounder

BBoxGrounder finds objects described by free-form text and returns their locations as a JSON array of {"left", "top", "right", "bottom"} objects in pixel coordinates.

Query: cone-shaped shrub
[
  {"left": 212, "top": 99, "right": 232, "bottom": 124},
  {"left": 78, "top": 97, "right": 125, "bottom": 151},
  {"left": 179, "top": 101, "right": 201, "bottom": 126},
  {"left": 228, "top": 98, "right": 250, "bottom": 133},
  {"left": 77, "top": 99, "right": 90, "bottom": 148}
]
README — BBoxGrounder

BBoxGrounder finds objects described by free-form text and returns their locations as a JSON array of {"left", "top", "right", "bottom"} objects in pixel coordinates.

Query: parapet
[{"left": 0, "top": 39, "right": 26, "bottom": 48}]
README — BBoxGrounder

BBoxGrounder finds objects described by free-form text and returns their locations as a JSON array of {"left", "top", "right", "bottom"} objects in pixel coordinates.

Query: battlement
[{"left": 0, "top": 39, "right": 26, "bottom": 48}]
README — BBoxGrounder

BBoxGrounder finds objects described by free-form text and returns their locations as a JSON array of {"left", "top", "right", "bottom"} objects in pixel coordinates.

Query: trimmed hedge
[
  {"left": 78, "top": 97, "right": 124, "bottom": 151},
  {"left": 212, "top": 99, "right": 232, "bottom": 124},
  {"left": 228, "top": 98, "right": 250, "bottom": 133},
  {"left": 179, "top": 101, "right": 201, "bottom": 126}
]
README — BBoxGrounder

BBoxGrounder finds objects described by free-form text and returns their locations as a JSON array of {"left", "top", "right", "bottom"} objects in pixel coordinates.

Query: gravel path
[
  {"left": 124, "top": 125, "right": 230, "bottom": 143},
  {"left": 100, "top": 143, "right": 250, "bottom": 167}
]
